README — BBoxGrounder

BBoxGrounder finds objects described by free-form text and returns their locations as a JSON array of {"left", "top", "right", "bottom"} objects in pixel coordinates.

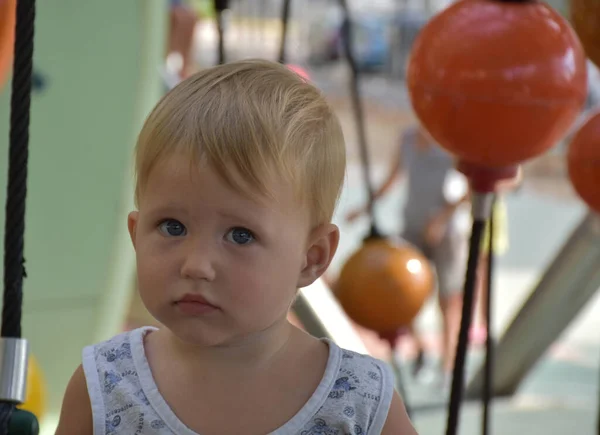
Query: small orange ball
[
  {"left": 336, "top": 239, "right": 435, "bottom": 334},
  {"left": 567, "top": 110, "right": 600, "bottom": 213}
]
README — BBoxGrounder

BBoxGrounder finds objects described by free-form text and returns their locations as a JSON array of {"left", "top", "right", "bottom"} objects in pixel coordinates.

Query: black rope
[
  {"left": 445, "top": 217, "right": 486, "bottom": 435},
  {"left": 1, "top": 0, "right": 36, "bottom": 433},
  {"left": 4, "top": 0, "right": 35, "bottom": 339},
  {"left": 482, "top": 195, "right": 496, "bottom": 435},
  {"left": 336, "top": 0, "right": 382, "bottom": 239},
  {"left": 214, "top": 0, "right": 228, "bottom": 64},
  {"left": 277, "top": 0, "right": 292, "bottom": 63}
]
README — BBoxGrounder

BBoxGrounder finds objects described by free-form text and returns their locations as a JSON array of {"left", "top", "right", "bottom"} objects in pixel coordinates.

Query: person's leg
[
  {"left": 168, "top": 3, "right": 199, "bottom": 79},
  {"left": 472, "top": 253, "right": 489, "bottom": 343},
  {"left": 437, "top": 292, "right": 463, "bottom": 375},
  {"left": 433, "top": 229, "right": 468, "bottom": 382}
]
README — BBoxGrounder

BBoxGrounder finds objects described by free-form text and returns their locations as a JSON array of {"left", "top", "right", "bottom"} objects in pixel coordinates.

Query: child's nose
[{"left": 180, "top": 245, "right": 216, "bottom": 282}]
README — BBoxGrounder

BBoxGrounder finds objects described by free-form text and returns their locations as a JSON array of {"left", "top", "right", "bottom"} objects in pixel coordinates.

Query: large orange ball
[
  {"left": 571, "top": 0, "right": 600, "bottom": 68},
  {"left": 567, "top": 110, "right": 600, "bottom": 212},
  {"left": 336, "top": 239, "right": 435, "bottom": 334},
  {"left": 407, "top": 0, "right": 588, "bottom": 168},
  {"left": 0, "top": 0, "right": 16, "bottom": 92}
]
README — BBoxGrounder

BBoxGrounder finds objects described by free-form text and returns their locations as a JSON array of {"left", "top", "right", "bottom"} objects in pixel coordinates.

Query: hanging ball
[
  {"left": 17, "top": 356, "right": 47, "bottom": 421},
  {"left": 0, "top": 0, "right": 16, "bottom": 91},
  {"left": 407, "top": 0, "right": 588, "bottom": 169},
  {"left": 567, "top": 110, "right": 600, "bottom": 213},
  {"left": 570, "top": 0, "right": 600, "bottom": 68},
  {"left": 336, "top": 239, "right": 435, "bottom": 334}
]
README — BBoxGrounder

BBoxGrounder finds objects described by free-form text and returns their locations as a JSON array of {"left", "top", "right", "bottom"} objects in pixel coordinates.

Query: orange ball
[
  {"left": 571, "top": 0, "right": 600, "bottom": 68},
  {"left": 336, "top": 239, "right": 435, "bottom": 334},
  {"left": 0, "top": 0, "right": 16, "bottom": 91},
  {"left": 567, "top": 110, "right": 600, "bottom": 212},
  {"left": 407, "top": 0, "right": 588, "bottom": 168}
]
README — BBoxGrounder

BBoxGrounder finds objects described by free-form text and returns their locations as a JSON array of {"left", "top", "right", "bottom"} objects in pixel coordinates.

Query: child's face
[{"left": 128, "top": 154, "right": 337, "bottom": 346}]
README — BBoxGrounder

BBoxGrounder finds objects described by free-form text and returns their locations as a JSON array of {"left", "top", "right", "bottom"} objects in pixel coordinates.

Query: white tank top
[{"left": 82, "top": 327, "right": 395, "bottom": 434}]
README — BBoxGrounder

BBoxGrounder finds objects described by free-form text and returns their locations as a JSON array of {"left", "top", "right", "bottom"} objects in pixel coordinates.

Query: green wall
[{"left": 0, "top": 0, "right": 167, "bottom": 422}]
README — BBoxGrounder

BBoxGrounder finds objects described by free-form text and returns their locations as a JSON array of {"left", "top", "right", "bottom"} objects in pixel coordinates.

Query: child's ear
[
  {"left": 297, "top": 223, "right": 340, "bottom": 288},
  {"left": 127, "top": 211, "right": 139, "bottom": 250}
]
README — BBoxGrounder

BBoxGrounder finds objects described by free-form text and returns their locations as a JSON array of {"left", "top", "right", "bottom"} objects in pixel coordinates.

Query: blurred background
[{"left": 0, "top": 0, "right": 600, "bottom": 433}]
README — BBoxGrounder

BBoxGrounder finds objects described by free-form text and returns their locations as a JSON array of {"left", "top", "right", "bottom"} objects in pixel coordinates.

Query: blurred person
[
  {"left": 345, "top": 124, "right": 470, "bottom": 386},
  {"left": 167, "top": 0, "right": 199, "bottom": 81}
]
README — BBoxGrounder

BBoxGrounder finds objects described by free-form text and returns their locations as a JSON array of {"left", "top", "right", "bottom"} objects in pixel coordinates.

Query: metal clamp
[
  {"left": 0, "top": 338, "right": 28, "bottom": 404},
  {"left": 472, "top": 192, "right": 494, "bottom": 221}
]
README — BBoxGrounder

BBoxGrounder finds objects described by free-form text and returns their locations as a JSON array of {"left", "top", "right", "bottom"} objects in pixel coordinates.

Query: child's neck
[{"left": 160, "top": 318, "right": 299, "bottom": 372}]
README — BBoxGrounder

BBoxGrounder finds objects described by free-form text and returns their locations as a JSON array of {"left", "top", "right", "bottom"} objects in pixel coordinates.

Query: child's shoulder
[
  {"left": 80, "top": 327, "right": 166, "bottom": 434},
  {"left": 307, "top": 340, "right": 395, "bottom": 434},
  {"left": 332, "top": 342, "right": 394, "bottom": 393},
  {"left": 85, "top": 327, "right": 152, "bottom": 359},
  {"left": 82, "top": 326, "right": 157, "bottom": 379}
]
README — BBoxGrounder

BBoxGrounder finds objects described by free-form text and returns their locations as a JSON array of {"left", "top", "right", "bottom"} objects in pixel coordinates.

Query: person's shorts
[{"left": 402, "top": 229, "right": 468, "bottom": 298}]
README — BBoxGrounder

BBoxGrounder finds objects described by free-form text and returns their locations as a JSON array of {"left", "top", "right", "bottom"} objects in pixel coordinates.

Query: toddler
[{"left": 55, "top": 60, "right": 416, "bottom": 435}]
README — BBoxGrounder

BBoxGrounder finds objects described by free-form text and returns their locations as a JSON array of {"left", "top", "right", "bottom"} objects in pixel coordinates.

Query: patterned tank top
[{"left": 82, "top": 327, "right": 395, "bottom": 435}]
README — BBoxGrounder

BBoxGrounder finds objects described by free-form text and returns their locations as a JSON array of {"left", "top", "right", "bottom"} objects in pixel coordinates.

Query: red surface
[
  {"left": 407, "top": 0, "right": 588, "bottom": 169},
  {"left": 568, "top": 110, "right": 600, "bottom": 212}
]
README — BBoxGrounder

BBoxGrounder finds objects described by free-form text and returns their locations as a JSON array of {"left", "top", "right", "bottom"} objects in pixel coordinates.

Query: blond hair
[{"left": 134, "top": 59, "right": 346, "bottom": 224}]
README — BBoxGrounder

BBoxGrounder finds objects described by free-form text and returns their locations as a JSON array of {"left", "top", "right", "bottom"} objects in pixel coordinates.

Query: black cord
[
  {"left": 2, "top": 1, "right": 37, "bottom": 433},
  {"left": 4, "top": 0, "right": 36, "bottom": 339},
  {"left": 482, "top": 195, "right": 496, "bottom": 435},
  {"left": 445, "top": 218, "right": 486, "bottom": 435},
  {"left": 277, "top": 0, "right": 292, "bottom": 63},
  {"left": 336, "top": 0, "right": 382, "bottom": 240}
]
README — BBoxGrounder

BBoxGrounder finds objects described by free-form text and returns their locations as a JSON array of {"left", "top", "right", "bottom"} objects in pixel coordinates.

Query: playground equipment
[
  {"left": 568, "top": 111, "right": 600, "bottom": 213},
  {"left": 337, "top": 238, "right": 434, "bottom": 335},
  {"left": 330, "top": 0, "right": 435, "bottom": 339},
  {"left": 407, "top": 0, "right": 588, "bottom": 434},
  {"left": 566, "top": 103, "right": 600, "bottom": 435},
  {"left": 465, "top": 1, "right": 600, "bottom": 420},
  {"left": 0, "top": 0, "right": 42, "bottom": 432}
]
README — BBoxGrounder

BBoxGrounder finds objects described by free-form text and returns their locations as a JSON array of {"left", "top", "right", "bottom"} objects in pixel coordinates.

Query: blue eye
[
  {"left": 158, "top": 219, "right": 187, "bottom": 237},
  {"left": 226, "top": 227, "right": 254, "bottom": 245}
]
